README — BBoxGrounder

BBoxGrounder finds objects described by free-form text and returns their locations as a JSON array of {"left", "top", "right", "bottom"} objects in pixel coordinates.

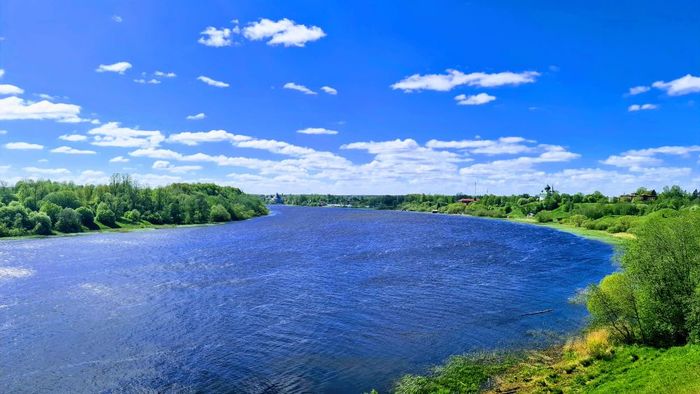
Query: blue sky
[{"left": 1, "top": 1, "right": 699, "bottom": 194}]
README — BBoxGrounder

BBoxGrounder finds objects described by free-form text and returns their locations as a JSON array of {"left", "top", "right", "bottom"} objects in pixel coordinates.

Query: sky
[{"left": 1, "top": 0, "right": 700, "bottom": 195}]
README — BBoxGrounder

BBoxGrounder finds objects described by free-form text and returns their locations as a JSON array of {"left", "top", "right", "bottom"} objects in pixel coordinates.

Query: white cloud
[
  {"left": 88, "top": 122, "right": 164, "bottom": 148},
  {"left": 601, "top": 145, "right": 700, "bottom": 169},
  {"left": 427, "top": 136, "right": 533, "bottom": 155},
  {"left": 152, "top": 160, "right": 203, "bottom": 173},
  {"left": 297, "top": 127, "right": 338, "bottom": 135},
  {"left": 198, "top": 26, "right": 234, "bottom": 47},
  {"left": 321, "top": 86, "right": 338, "bottom": 95},
  {"left": 96, "top": 61, "right": 132, "bottom": 74},
  {"left": 5, "top": 142, "right": 44, "bottom": 150},
  {"left": 454, "top": 93, "right": 496, "bottom": 106},
  {"left": 0, "top": 129, "right": 6, "bottom": 135},
  {"left": 243, "top": 18, "right": 325, "bottom": 47},
  {"left": 59, "top": 134, "right": 87, "bottom": 142},
  {"left": 628, "top": 85, "right": 650, "bottom": 95},
  {"left": 186, "top": 112, "right": 206, "bottom": 120},
  {"left": 112, "top": 15, "right": 123, "bottom": 23},
  {"left": 0, "top": 84, "right": 24, "bottom": 95},
  {"left": 109, "top": 156, "right": 129, "bottom": 163},
  {"left": 0, "top": 69, "right": 4, "bottom": 78},
  {"left": 154, "top": 71, "right": 176, "bottom": 78},
  {"left": 167, "top": 129, "right": 251, "bottom": 146},
  {"left": 134, "top": 78, "right": 160, "bottom": 84},
  {"left": 652, "top": 74, "right": 700, "bottom": 96},
  {"left": 0, "top": 97, "right": 83, "bottom": 122},
  {"left": 23, "top": 166, "right": 70, "bottom": 175},
  {"left": 50, "top": 146, "right": 96, "bottom": 155},
  {"left": 391, "top": 69, "right": 540, "bottom": 92},
  {"left": 197, "top": 75, "right": 229, "bottom": 88},
  {"left": 628, "top": 103, "right": 658, "bottom": 112},
  {"left": 283, "top": 82, "right": 316, "bottom": 95}
]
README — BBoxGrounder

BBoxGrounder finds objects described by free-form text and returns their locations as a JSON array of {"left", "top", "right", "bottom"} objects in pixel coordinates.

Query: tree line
[{"left": 0, "top": 174, "right": 268, "bottom": 237}]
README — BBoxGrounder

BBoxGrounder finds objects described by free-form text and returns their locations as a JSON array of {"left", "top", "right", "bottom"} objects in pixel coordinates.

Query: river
[{"left": 0, "top": 205, "right": 614, "bottom": 393}]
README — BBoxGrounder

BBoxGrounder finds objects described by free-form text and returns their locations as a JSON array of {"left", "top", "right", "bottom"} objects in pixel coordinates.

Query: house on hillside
[{"left": 458, "top": 198, "right": 478, "bottom": 204}]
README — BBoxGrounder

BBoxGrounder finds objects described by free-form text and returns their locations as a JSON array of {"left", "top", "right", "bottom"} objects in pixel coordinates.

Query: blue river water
[{"left": 0, "top": 206, "right": 614, "bottom": 393}]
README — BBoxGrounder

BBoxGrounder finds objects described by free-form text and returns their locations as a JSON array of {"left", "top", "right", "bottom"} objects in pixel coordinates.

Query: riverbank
[{"left": 505, "top": 217, "right": 633, "bottom": 247}]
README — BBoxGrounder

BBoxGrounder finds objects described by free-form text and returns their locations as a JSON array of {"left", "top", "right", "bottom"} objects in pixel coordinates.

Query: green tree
[
  {"left": 29, "top": 211, "right": 52, "bottom": 235},
  {"left": 124, "top": 209, "right": 141, "bottom": 223},
  {"left": 209, "top": 204, "right": 231, "bottom": 222},
  {"left": 43, "top": 190, "right": 81, "bottom": 209},
  {"left": 75, "top": 206, "right": 95, "bottom": 228},
  {"left": 55, "top": 208, "right": 82, "bottom": 233},
  {"left": 95, "top": 202, "right": 117, "bottom": 227},
  {"left": 39, "top": 202, "right": 62, "bottom": 225}
]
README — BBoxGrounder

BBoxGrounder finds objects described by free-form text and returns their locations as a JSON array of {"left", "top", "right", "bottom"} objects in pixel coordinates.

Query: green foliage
[
  {"left": 43, "top": 190, "right": 81, "bottom": 209},
  {"left": 535, "top": 210, "right": 554, "bottom": 223},
  {"left": 124, "top": 209, "right": 141, "bottom": 223},
  {"left": 29, "top": 211, "right": 52, "bottom": 235},
  {"left": 587, "top": 211, "right": 700, "bottom": 347},
  {"left": 40, "top": 202, "right": 62, "bottom": 224},
  {"left": 96, "top": 202, "right": 117, "bottom": 227},
  {"left": 75, "top": 206, "right": 95, "bottom": 227},
  {"left": 394, "top": 354, "right": 514, "bottom": 394},
  {"left": 55, "top": 208, "right": 82, "bottom": 233},
  {"left": 0, "top": 175, "right": 267, "bottom": 237},
  {"left": 209, "top": 204, "right": 231, "bottom": 222}
]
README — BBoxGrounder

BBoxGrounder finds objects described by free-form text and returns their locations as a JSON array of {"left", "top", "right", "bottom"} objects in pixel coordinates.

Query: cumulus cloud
[
  {"left": 23, "top": 166, "right": 70, "bottom": 175},
  {"left": 109, "top": 156, "right": 129, "bottom": 163},
  {"left": 297, "top": 127, "right": 338, "bottom": 135},
  {"left": 134, "top": 78, "right": 160, "bottom": 85},
  {"left": 198, "top": 26, "right": 234, "bottom": 47},
  {"left": 454, "top": 93, "right": 496, "bottom": 106},
  {"left": 601, "top": 145, "right": 700, "bottom": 170},
  {"left": 426, "top": 136, "right": 534, "bottom": 155},
  {"left": 0, "top": 69, "right": 4, "bottom": 78},
  {"left": 243, "top": 18, "right": 325, "bottom": 47},
  {"left": 88, "top": 122, "right": 164, "bottom": 148},
  {"left": 0, "top": 97, "right": 83, "bottom": 122},
  {"left": 186, "top": 112, "right": 206, "bottom": 120},
  {"left": 154, "top": 71, "right": 176, "bottom": 78},
  {"left": 59, "top": 134, "right": 87, "bottom": 142},
  {"left": 197, "top": 75, "right": 229, "bottom": 88},
  {"left": 152, "top": 160, "right": 203, "bottom": 173},
  {"left": 391, "top": 69, "right": 540, "bottom": 92},
  {"left": 652, "top": 74, "right": 700, "bottom": 96},
  {"left": 167, "top": 129, "right": 251, "bottom": 146},
  {"left": 628, "top": 85, "right": 650, "bottom": 95},
  {"left": 50, "top": 146, "right": 96, "bottom": 155},
  {"left": 321, "top": 86, "right": 338, "bottom": 95},
  {"left": 283, "top": 82, "right": 316, "bottom": 95},
  {"left": 112, "top": 15, "right": 122, "bottom": 23},
  {"left": 0, "top": 84, "right": 24, "bottom": 95},
  {"left": 5, "top": 142, "right": 44, "bottom": 150},
  {"left": 628, "top": 103, "right": 658, "bottom": 111},
  {"left": 96, "top": 61, "right": 132, "bottom": 74}
]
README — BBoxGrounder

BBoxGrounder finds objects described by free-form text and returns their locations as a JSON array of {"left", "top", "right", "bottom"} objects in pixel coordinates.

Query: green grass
[
  {"left": 507, "top": 217, "right": 632, "bottom": 247},
  {"left": 393, "top": 353, "right": 517, "bottom": 394},
  {"left": 389, "top": 345, "right": 700, "bottom": 394}
]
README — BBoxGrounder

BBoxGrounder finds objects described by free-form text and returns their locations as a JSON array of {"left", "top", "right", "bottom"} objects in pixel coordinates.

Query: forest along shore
[{"left": 0, "top": 174, "right": 268, "bottom": 239}]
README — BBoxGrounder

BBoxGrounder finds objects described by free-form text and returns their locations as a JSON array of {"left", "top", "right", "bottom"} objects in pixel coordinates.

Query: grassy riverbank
[{"left": 391, "top": 330, "right": 700, "bottom": 393}]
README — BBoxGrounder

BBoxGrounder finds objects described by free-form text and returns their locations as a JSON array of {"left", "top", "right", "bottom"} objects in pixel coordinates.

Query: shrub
[
  {"left": 568, "top": 214, "right": 587, "bottom": 227},
  {"left": 209, "top": 204, "right": 231, "bottom": 222},
  {"left": 75, "top": 206, "right": 95, "bottom": 227},
  {"left": 43, "top": 190, "right": 81, "bottom": 209},
  {"left": 29, "top": 212, "right": 52, "bottom": 235},
  {"left": 95, "top": 202, "right": 116, "bottom": 227},
  {"left": 39, "top": 202, "right": 62, "bottom": 225},
  {"left": 535, "top": 211, "right": 554, "bottom": 223},
  {"left": 124, "top": 209, "right": 141, "bottom": 223},
  {"left": 55, "top": 208, "right": 82, "bottom": 233}
]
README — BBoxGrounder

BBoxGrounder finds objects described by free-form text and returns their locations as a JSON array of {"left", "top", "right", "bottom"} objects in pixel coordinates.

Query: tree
[
  {"left": 55, "top": 208, "right": 82, "bottom": 233},
  {"left": 75, "top": 206, "right": 95, "bottom": 227},
  {"left": 124, "top": 209, "right": 141, "bottom": 223},
  {"left": 209, "top": 204, "right": 231, "bottom": 222},
  {"left": 39, "top": 202, "right": 62, "bottom": 225},
  {"left": 30, "top": 212, "right": 52, "bottom": 235},
  {"left": 96, "top": 202, "right": 117, "bottom": 227},
  {"left": 43, "top": 190, "right": 81, "bottom": 209}
]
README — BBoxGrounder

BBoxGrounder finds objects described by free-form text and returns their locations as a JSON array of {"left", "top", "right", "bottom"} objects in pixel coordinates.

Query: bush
[
  {"left": 43, "top": 190, "right": 81, "bottom": 209},
  {"left": 568, "top": 214, "right": 587, "bottom": 227},
  {"left": 209, "top": 204, "right": 231, "bottom": 222},
  {"left": 55, "top": 208, "right": 82, "bottom": 233},
  {"left": 124, "top": 209, "right": 141, "bottom": 223},
  {"left": 587, "top": 211, "right": 700, "bottom": 347},
  {"left": 75, "top": 206, "right": 95, "bottom": 227},
  {"left": 95, "top": 202, "right": 116, "bottom": 227},
  {"left": 29, "top": 212, "right": 52, "bottom": 235},
  {"left": 535, "top": 211, "right": 554, "bottom": 223},
  {"left": 39, "top": 202, "right": 62, "bottom": 225}
]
